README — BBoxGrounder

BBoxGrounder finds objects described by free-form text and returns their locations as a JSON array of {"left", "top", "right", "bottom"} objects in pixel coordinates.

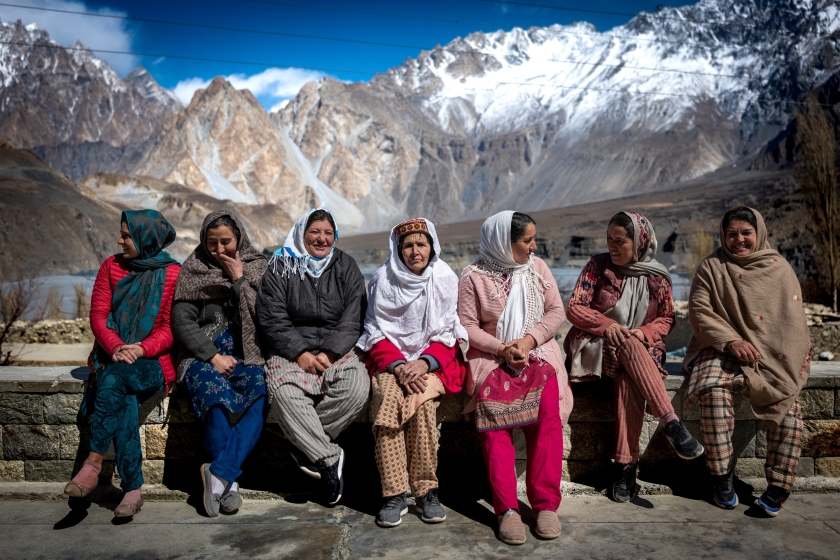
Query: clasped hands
[
  {"left": 497, "top": 334, "right": 538, "bottom": 370},
  {"left": 296, "top": 350, "right": 339, "bottom": 375},
  {"left": 111, "top": 344, "right": 145, "bottom": 364},
  {"left": 603, "top": 323, "right": 645, "bottom": 347},
  {"left": 395, "top": 360, "right": 431, "bottom": 395}
]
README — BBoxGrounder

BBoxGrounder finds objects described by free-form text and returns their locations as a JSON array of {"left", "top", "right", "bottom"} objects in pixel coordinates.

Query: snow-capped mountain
[
  {"left": 280, "top": 0, "right": 840, "bottom": 226},
  {"left": 1, "top": 0, "right": 839, "bottom": 235},
  {"left": 0, "top": 19, "right": 181, "bottom": 179}
]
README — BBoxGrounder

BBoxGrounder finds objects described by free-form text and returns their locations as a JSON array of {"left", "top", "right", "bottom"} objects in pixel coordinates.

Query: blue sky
[{"left": 0, "top": 0, "right": 691, "bottom": 111}]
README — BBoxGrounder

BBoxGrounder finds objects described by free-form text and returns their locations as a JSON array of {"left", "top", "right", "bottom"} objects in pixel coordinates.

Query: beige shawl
[{"left": 683, "top": 206, "right": 811, "bottom": 426}]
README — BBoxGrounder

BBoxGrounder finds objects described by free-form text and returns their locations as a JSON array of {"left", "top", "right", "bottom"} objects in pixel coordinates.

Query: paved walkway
[{"left": 2, "top": 492, "right": 839, "bottom": 559}]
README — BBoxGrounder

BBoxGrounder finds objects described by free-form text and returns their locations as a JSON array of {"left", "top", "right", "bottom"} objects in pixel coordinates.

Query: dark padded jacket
[{"left": 256, "top": 248, "right": 366, "bottom": 361}]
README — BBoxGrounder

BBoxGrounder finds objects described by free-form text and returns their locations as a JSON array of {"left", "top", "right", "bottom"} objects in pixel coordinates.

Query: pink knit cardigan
[{"left": 457, "top": 256, "right": 574, "bottom": 423}]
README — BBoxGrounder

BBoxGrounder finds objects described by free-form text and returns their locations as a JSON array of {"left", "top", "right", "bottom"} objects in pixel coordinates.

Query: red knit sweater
[
  {"left": 366, "top": 338, "right": 467, "bottom": 396},
  {"left": 89, "top": 254, "right": 181, "bottom": 387}
]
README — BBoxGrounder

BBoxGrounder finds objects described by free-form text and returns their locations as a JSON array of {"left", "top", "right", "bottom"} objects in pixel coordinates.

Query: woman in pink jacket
[{"left": 458, "top": 211, "right": 572, "bottom": 545}]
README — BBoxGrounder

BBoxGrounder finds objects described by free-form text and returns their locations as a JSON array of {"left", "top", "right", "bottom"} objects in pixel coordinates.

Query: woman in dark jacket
[
  {"left": 257, "top": 208, "right": 369, "bottom": 505},
  {"left": 172, "top": 211, "right": 268, "bottom": 518}
]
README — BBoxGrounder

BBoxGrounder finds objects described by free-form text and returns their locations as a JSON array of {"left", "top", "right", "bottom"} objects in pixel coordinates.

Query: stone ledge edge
[{"left": 2, "top": 477, "right": 839, "bottom": 503}]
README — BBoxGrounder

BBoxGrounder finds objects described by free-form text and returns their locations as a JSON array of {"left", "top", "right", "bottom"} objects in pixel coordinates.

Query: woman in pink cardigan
[
  {"left": 358, "top": 218, "right": 467, "bottom": 528},
  {"left": 458, "top": 211, "right": 572, "bottom": 545}
]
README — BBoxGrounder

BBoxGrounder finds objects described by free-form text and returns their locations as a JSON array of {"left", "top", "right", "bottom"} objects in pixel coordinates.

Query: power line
[
  {"left": 0, "top": 2, "right": 749, "bottom": 79},
  {"left": 2, "top": 38, "right": 833, "bottom": 109},
  {"left": 0, "top": 39, "right": 378, "bottom": 74}
]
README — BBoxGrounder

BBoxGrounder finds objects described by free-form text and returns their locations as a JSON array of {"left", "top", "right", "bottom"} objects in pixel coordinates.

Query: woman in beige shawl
[{"left": 683, "top": 206, "right": 811, "bottom": 517}]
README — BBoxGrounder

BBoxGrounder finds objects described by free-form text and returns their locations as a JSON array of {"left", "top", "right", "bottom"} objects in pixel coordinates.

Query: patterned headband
[{"left": 394, "top": 218, "right": 428, "bottom": 239}]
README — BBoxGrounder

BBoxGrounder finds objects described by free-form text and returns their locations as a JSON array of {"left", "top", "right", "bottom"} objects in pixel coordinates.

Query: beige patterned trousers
[{"left": 371, "top": 372, "right": 441, "bottom": 498}]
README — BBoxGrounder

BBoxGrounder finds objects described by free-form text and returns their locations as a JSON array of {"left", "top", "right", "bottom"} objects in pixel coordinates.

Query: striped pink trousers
[{"left": 612, "top": 336, "right": 675, "bottom": 464}]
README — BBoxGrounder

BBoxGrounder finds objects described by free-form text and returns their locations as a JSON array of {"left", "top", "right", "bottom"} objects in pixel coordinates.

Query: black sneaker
[
  {"left": 317, "top": 449, "right": 344, "bottom": 505},
  {"left": 375, "top": 493, "right": 408, "bottom": 527},
  {"left": 663, "top": 419, "right": 705, "bottom": 460},
  {"left": 755, "top": 485, "right": 790, "bottom": 517},
  {"left": 712, "top": 471, "right": 738, "bottom": 509},
  {"left": 289, "top": 447, "right": 321, "bottom": 479},
  {"left": 415, "top": 488, "right": 446, "bottom": 523},
  {"left": 611, "top": 462, "right": 639, "bottom": 503}
]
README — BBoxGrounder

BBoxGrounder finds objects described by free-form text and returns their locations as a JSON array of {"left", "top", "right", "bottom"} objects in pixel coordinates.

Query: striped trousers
[{"left": 269, "top": 364, "right": 370, "bottom": 467}]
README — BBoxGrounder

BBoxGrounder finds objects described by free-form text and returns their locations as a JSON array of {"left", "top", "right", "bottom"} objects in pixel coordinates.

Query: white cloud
[
  {"left": 173, "top": 67, "right": 328, "bottom": 109},
  {"left": 0, "top": 0, "right": 138, "bottom": 75}
]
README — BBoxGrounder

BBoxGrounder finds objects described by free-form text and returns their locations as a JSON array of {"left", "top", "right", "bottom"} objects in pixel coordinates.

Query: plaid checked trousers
[{"left": 694, "top": 350, "right": 803, "bottom": 491}]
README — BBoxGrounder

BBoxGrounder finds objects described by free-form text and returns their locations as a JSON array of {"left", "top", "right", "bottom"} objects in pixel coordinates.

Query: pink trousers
[
  {"left": 613, "top": 336, "right": 675, "bottom": 464},
  {"left": 479, "top": 374, "right": 563, "bottom": 516}
]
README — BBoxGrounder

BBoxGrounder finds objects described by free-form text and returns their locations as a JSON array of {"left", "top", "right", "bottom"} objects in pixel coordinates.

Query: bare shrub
[
  {"left": 73, "top": 282, "right": 90, "bottom": 320},
  {"left": 43, "top": 286, "right": 65, "bottom": 320},
  {"left": 0, "top": 272, "right": 43, "bottom": 366},
  {"left": 684, "top": 228, "right": 715, "bottom": 279},
  {"left": 795, "top": 93, "right": 840, "bottom": 312}
]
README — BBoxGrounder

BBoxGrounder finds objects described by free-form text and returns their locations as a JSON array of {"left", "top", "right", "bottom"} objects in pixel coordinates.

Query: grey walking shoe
[
  {"left": 663, "top": 419, "right": 705, "bottom": 460},
  {"left": 375, "top": 493, "right": 408, "bottom": 527},
  {"left": 200, "top": 463, "right": 223, "bottom": 518},
  {"left": 415, "top": 488, "right": 446, "bottom": 523},
  {"left": 220, "top": 485, "right": 243, "bottom": 514}
]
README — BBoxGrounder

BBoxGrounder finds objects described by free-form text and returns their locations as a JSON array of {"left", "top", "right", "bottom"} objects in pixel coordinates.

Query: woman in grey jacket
[{"left": 257, "top": 208, "right": 369, "bottom": 505}]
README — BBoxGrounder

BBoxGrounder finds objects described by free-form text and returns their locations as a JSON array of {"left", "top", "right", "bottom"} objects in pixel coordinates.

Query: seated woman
[
  {"left": 257, "top": 208, "right": 369, "bottom": 505},
  {"left": 64, "top": 210, "right": 180, "bottom": 518},
  {"left": 357, "top": 218, "right": 468, "bottom": 528},
  {"left": 683, "top": 206, "right": 811, "bottom": 516},
  {"left": 458, "top": 211, "right": 573, "bottom": 546},
  {"left": 565, "top": 212, "right": 703, "bottom": 503},
  {"left": 172, "top": 211, "right": 268, "bottom": 518}
]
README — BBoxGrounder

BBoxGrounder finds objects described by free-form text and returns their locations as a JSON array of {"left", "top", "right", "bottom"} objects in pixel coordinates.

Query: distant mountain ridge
[{"left": 1, "top": 0, "right": 839, "bottom": 235}]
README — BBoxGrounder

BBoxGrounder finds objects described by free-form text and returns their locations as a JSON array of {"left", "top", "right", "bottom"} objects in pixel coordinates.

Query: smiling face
[
  {"left": 607, "top": 224, "right": 635, "bottom": 267},
  {"left": 117, "top": 221, "right": 139, "bottom": 259},
  {"left": 303, "top": 219, "right": 335, "bottom": 259},
  {"left": 400, "top": 233, "right": 432, "bottom": 275},
  {"left": 724, "top": 219, "right": 757, "bottom": 256},
  {"left": 205, "top": 225, "right": 238, "bottom": 262},
  {"left": 511, "top": 223, "right": 537, "bottom": 264}
]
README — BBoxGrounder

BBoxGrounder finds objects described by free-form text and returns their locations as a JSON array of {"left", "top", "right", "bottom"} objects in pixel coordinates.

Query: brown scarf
[
  {"left": 684, "top": 206, "right": 811, "bottom": 426},
  {"left": 174, "top": 211, "right": 267, "bottom": 366}
]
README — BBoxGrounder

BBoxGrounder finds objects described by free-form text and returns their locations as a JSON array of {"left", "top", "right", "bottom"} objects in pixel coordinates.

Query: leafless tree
[
  {"left": 795, "top": 94, "right": 840, "bottom": 312},
  {"left": 0, "top": 272, "right": 43, "bottom": 366},
  {"left": 684, "top": 228, "right": 715, "bottom": 280},
  {"left": 73, "top": 281, "right": 91, "bottom": 320}
]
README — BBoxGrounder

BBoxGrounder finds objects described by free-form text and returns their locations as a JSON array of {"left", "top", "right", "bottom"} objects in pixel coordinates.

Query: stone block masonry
[{"left": 0, "top": 364, "right": 838, "bottom": 494}]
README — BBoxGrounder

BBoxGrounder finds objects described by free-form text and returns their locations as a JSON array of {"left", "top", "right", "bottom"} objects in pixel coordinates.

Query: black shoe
[
  {"left": 415, "top": 488, "right": 446, "bottom": 523},
  {"left": 755, "top": 485, "right": 790, "bottom": 517},
  {"left": 663, "top": 420, "right": 705, "bottom": 460},
  {"left": 317, "top": 449, "right": 344, "bottom": 505},
  {"left": 611, "top": 462, "right": 639, "bottom": 503},
  {"left": 289, "top": 447, "right": 321, "bottom": 479},
  {"left": 712, "top": 471, "right": 738, "bottom": 509},
  {"left": 375, "top": 493, "right": 408, "bottom": 527}
]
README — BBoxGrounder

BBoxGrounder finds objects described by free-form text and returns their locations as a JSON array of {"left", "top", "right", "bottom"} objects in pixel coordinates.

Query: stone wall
[{"left": 1, "top": 365, "right": 839, "bottom": 496}]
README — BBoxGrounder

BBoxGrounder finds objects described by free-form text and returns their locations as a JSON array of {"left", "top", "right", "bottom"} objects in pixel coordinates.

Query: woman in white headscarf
[
  {"left": 256, "top": 208, "right": 369, "bottom": 506},
  {"left": 358, "top": 218, "right": 468, "bottom": 528},
  {"left": 458, "top": 211, "right": 571, "bottom": 546},
  {"left": 565, "top": 211, "right": 703, "bottom": 504}
]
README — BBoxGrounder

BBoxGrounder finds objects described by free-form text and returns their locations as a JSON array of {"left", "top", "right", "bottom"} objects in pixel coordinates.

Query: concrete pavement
[{"left": 1, "top": 491, "right": 839, "bottom": 559}]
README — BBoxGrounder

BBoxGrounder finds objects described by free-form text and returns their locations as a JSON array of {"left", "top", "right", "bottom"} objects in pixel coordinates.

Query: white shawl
[
  {"left": 269, "top": 208, "right": 338, "bottom": 279},
  {"left": 357, "top": 219, "right": 467, "bottom": 361}
]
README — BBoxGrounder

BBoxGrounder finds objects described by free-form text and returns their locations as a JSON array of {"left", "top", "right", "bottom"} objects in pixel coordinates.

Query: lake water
[{"left": 21, "top": 266, "right": 689, "bottom": 322}]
